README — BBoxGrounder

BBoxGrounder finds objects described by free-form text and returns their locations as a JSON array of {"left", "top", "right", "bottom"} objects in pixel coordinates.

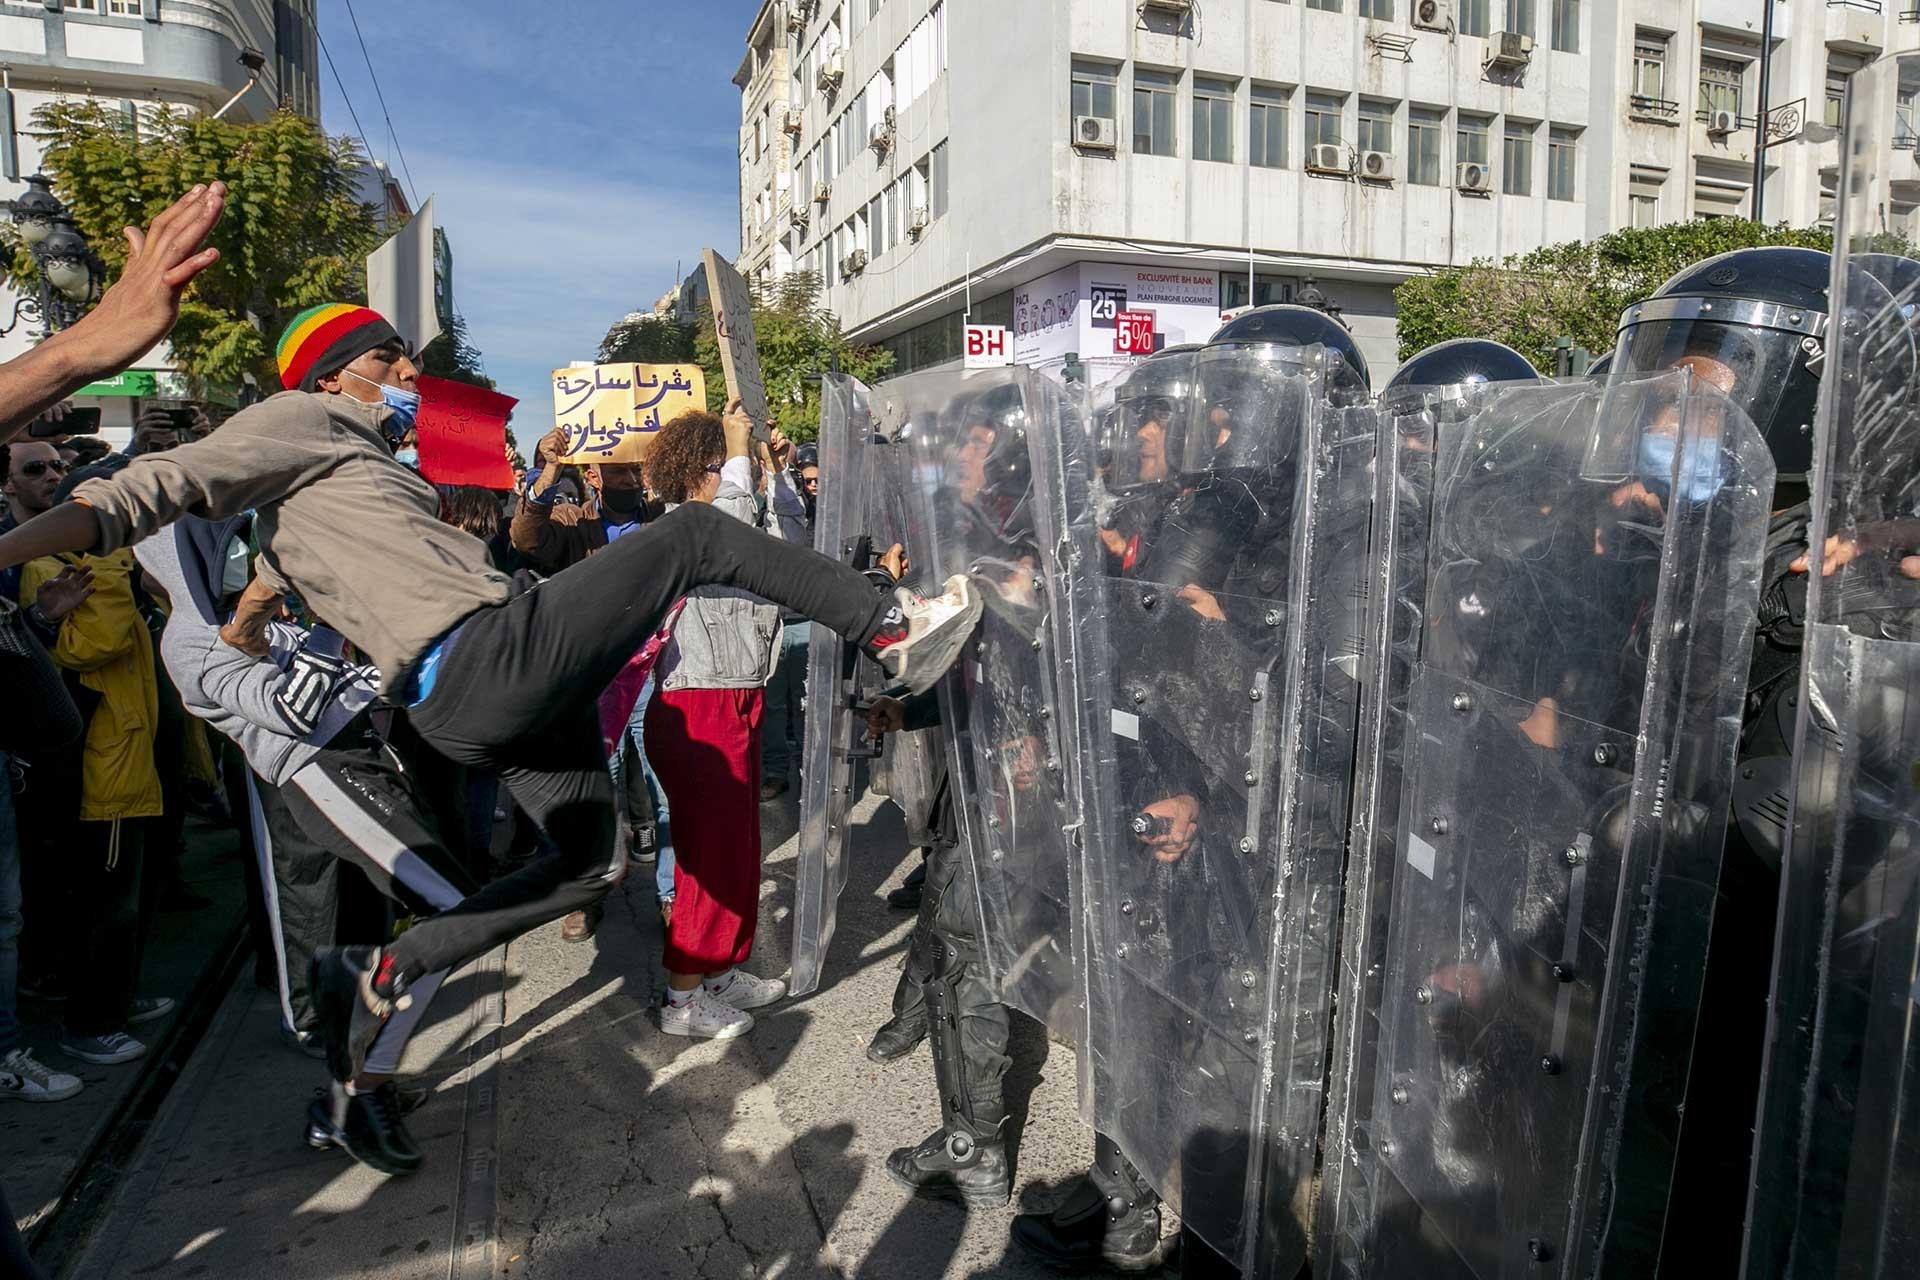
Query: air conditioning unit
[
  {"left": 1358, "top": 149, "right": 1395, "bottom": 181},
  {"left": 1307, "top": 143, "right": 1351, "bottom": 174},
  {"left": 790, "top": 205, "right": 810, "bottom": 230},
  {"left": 1706, "top": 108, "right": 1739, "bottom": 136},
  {"left": 781, "top": 108, "right": 803, "bottom": 137},
  {"left": 1485, "top": 31, "right": 1534, "bottom": 68},
  {"left": 1142, "top": 0, "right": 1196, "bottom": 14},
  {"left": 842, "top": 249, "right": 869, "bottom": 276},
  {"left": 869, "top": 121, "right": 893, "bottom": 153},
  {"left": 908, "top": 206, "right": 930, "bottom": 237},
  {"left": 1074, "top": 114, "right": 1118, "bottom": 151},
  {"left": 817, "top": 52, "right": 844, "bottom": 92},
  {"left": 813, "top": 180, "right": 832, "bottom": 204},
  {"left": 1456, "top": 160, "right": 1492, "bottom": 192},
  {"left": 1412, "top": 0, "right": 1451, "bottom": 31},
  {"left": 787, "top": 9, "right": 806, "bottom": 33}
]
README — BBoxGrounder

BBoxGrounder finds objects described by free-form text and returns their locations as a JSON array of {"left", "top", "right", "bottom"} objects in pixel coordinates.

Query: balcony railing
[
  {"left": 1697, "top": 109, "right": 1758, "bottom": 129},
  {"left": 1628, "top": 94, "right": 1681, "bottom": 119},
  {"left": 1903, "top": 7, "right": 1920, "bottom": 19}
]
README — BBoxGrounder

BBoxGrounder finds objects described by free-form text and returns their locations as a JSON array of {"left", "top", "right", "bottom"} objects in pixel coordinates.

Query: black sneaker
[
  {"left": 885, "top": 1127, "right": 1009, "bottom": 1208},
  {"left": 309, "top": 946, "right": 407, "bottom": 1083},
  {"left": 306, "top": 1082, "right": 422, "bottom": 1176},
  {"left": 865, "top": 575, "right": 983, "bottom": 694}
]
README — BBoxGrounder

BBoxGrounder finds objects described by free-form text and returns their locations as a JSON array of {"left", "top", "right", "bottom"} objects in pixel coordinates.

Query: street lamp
[{"left": 2, "top": 174, "right": 104, "bottom": 337}]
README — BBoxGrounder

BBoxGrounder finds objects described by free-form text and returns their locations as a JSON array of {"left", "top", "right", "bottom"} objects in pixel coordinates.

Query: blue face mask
[
  {"left": 1638, "top": 432, "right": 1726, "bottom": 505},
  {"left": 346, "top": 370, "right": 421, "bottom": 439},
  {"left": 394, "top": 447, "right": 419, "bottom": 469}
]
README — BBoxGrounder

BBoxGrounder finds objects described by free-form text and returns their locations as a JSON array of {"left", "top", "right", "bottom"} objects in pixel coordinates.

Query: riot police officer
[{"left": 1015, "top": 309, "right": 1371, "bottom": 1275}]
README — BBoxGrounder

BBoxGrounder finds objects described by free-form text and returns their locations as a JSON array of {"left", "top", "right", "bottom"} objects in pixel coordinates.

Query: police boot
[
  {"left": 885, "top": 1124, "right": 1009, "bottom": 1207},
  {"left": 1011, "top": 1133, "right": 1168, "bottom": 1273},
  {"left": 868, "top": 967, "right": 930, "bottom": 1062}
]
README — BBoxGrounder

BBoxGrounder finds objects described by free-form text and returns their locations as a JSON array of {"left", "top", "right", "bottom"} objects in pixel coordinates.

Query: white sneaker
[
  {"left": 872, "top": 575, "right": 984, "bottom": 695},
  {"left": 658, "top": 988, "right": 754, "bottom": 1040},
  {"left": 704, "top": 968, "right": 787, "bottom": 1011},
  {"left": 0, "top": 1048, "right": 83, "bottom": 1103}
]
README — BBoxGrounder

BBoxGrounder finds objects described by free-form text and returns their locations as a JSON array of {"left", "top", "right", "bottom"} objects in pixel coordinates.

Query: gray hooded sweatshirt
[{"left": 133, "top": 516, "right": 375, "bottom": 787}]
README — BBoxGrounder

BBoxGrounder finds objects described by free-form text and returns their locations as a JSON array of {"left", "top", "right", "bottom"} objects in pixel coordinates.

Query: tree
[
  {"left": 598, "top": 311, "right": 696, "bottom": 364},
  {"left": 594, "top": 271, "right": 891, "bottom": 444},
  {"left": 418, "top": 312, "right": 494, "bottom": 390},
  {"left": 8, "top": 101, "right": 385, "bottom": 391},
  {"left": 1394, "top": 220, "right": 1834, "bottom": 369}
]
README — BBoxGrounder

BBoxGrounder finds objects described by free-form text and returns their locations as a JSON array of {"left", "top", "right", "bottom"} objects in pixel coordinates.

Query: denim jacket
[{"left": 656, "top": 457, "right": 780, "bottom": 692}]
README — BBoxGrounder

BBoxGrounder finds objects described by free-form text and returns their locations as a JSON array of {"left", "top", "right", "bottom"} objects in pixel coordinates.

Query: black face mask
[{"left": 601, "top": 486, "right": 645, "bottom": 520}]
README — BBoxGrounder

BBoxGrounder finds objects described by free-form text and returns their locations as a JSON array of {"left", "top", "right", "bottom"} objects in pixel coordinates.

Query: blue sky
[{"left": 316, "top": 0, "right": 748, "bottom": 443}]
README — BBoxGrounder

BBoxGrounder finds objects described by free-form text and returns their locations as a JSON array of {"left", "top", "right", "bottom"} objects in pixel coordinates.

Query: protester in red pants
[{"left": 642, "top": 405, "right": 788, "bottom": 1039}]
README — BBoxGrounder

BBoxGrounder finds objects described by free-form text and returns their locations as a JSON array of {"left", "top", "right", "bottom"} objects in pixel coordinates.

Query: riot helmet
[
  {"left": 1586, "top": 350, "right": 1614, "bottom": 379},
  {"left": 1208, "top": 304, "right": 1371, "bottom": 404},
  {"left": 1106, "top": 345, "right": 1200, "bottom": 492},
  {"left": 1380, "top": 337, "right": 1541, "bottom": 417},
  {"left": 792, "top": 441, "right": 820, "bottom": 471},
  {"left": 1611, "top": 246, "right": 1833, "bottom": 478},
  {"left": 1189, "top": 344, "right": 1313, "bottom": 476},
  {"left": 946, "top": 380, "right": 1034, "bottom": 544}
]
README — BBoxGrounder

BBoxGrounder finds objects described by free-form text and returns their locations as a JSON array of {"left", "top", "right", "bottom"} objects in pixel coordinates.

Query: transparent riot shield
[
  {"left": 1743, "top": 51, "right": 1920, "bottom": 1279},
  {"left": 1056, "top": 343, "right": 1376, "bottom": 1270},
  {"left": 791, "top": 376, "right": 876, "bottom": 999},
  {"left": 1320, "top": 373, "right": 1773, "bottom": 1279},
  {"left": 863, "top": 430, "right": 946, "bottom": 852},
  {"left": 874, "top": 367, "right": 1092, "bottom": 1050}
]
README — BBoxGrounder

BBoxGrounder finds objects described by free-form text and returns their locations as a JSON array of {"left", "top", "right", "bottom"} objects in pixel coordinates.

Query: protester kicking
[{"left": 0, "top": 294, "right": 983, "bottom": 1083}]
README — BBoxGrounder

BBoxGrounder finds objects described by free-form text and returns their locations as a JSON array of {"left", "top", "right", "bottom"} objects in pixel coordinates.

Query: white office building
[
  {"left": 755, "top": 0, "right": 1915, "bottom": 381},
  {"left": 737, "top": 0, "right": 797, "bottom": 286}
]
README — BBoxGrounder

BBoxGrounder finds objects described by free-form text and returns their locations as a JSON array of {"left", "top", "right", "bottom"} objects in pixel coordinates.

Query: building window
[
  {"left": 1457, "top": 113, "right": 1491, "bottom": 169},
  {"left": 1308, "top": 0, "right": 1342, "bottom": 13},
  {"left": 1502, "top": 121, "right": 1533, "bottom": 195},
  {"left": 1408, "top": 107, "right": 1445, "bottom": 185},
  {"left": 1547, "top": 126, "right": 1577, "bottom": 200},
  {"left": 1633, "top": 35, "right": 1668, "bottom": 103},
  {"left": 1250, "top": 85, "right": 1290, "bottom": 169},
  {"left": 1358, "top": 99, "right": 1394, "bottom": 155},
  {"left": 1194, "top": 78, "right": 1236, "bottom": 163},
  {"left": 1360, "top": 0, "right": 1392, "bottom": 16},
  {"left": 1898, "top": 88, "right": 1918, "bottom": 148},
  {"left": 1503, "top": 0, "right": 1533, "bottom": 38},
  {"left": 1459, "top": 0, "right": 1489, "bottom": 37},
  {"left": 1629, "top": 189, "right": 1660, "bottom": 228},
  {"left": 930, "top": 141, "right": 949, "bottom": 217},
  {"left": 1550, "top": 0, "right": 1578, "bottom": 52},
  {"left": 1699, "top": 55, "right": 1745, "bottom": 120},
  {"left": 1825, "top": 63, "right": 1853, "bottom": 130},
  {"left": 1305, "top": 92, "right": 1344, "bottom": 148},
  {"left": 1072, "top": 60, "right": 1119, "bottom": 123},
  {"left": 1221, "top": 274, "right": 1298, "bottom": 310},
  {"left": 1134, "top": 69, "right": 1177, "bottom": 156}
]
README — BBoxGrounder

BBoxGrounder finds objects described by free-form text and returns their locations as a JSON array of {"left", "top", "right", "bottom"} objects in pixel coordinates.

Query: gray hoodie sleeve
[
  {"left": 199, "top": 638, "right": 309, "bottom": 736},
  {"left": 73, "top": 395, "right": 341, "bottom": 554}
]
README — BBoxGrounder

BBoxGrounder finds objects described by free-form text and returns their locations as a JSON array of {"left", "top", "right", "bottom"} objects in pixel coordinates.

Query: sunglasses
[
  {"left": 704, "top": 463, "right": 725, "bottom": 475},
  {"left": 19, "top": 459, "right": 66, "bottom": 478}
]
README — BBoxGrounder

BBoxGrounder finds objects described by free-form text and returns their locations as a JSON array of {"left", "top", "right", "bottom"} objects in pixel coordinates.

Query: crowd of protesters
[{"left": 0, "top": 180, "right": 984, "bottom": 1280}]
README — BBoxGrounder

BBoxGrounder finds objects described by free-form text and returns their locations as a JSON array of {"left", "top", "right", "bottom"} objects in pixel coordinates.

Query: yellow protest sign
[{"left": 550, "top": 363, "right": 707, "bottom": 463}]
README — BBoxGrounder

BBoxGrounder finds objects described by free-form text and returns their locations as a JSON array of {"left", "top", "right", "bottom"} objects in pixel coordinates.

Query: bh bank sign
[{"left": 1012, "top": 263, "right": 1222, "bottom": 364}]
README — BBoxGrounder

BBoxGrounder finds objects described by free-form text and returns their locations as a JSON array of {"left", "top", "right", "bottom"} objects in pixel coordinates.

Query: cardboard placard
[
  {"left": 416, "top": 375, "right": 517, "bottom": 488},
  {"left": 550, "top": 363, "right": 706, "bottom": 463},
  {"left": 702, "top": 248, "right": 770, "bottom": 441}
]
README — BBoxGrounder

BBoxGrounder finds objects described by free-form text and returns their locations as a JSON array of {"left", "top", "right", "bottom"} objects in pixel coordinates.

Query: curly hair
[{"left": 645, "top": 409, "right": 726, "bottom": 504}]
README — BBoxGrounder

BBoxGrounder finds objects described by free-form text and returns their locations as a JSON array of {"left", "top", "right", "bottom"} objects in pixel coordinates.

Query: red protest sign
[{"left": 416, "top": 375, "right": 518, "bottom": 489}]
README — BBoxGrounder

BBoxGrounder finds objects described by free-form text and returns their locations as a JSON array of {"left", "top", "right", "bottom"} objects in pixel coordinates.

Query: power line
[
  {"left": 316, "top": 29, "right": 376, "bottom": 172},
  {"left": 340, "top": 0, "right": 420, "bottom": 208}
]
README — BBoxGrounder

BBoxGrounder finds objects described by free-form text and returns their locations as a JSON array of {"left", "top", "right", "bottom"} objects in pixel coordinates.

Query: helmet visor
[{"left": 1611, "top": 315, "right": 1810, "bottom": 431}]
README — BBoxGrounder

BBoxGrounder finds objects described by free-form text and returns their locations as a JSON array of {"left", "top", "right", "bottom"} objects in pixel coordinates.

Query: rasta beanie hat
[{"left": 276, "top": 303, "right": 402, "bottom": 392}]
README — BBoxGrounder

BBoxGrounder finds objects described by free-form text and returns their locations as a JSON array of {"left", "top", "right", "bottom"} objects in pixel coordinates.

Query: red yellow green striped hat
[{"left": 275, "top": 303, "right": 402, "bottom": 392}]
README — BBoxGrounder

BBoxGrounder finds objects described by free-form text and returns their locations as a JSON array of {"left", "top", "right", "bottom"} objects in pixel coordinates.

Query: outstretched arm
[
  {"left": 0, "top": 182, "right": 226, "bottom": 442},
  {"left": 0, "top": 503, "right": 104, "bottom": 574}
]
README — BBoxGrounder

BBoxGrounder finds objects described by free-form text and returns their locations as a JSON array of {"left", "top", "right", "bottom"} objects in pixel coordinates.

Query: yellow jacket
[{"left": 21, "top": 551, "right": 162, "bottom": 823}]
